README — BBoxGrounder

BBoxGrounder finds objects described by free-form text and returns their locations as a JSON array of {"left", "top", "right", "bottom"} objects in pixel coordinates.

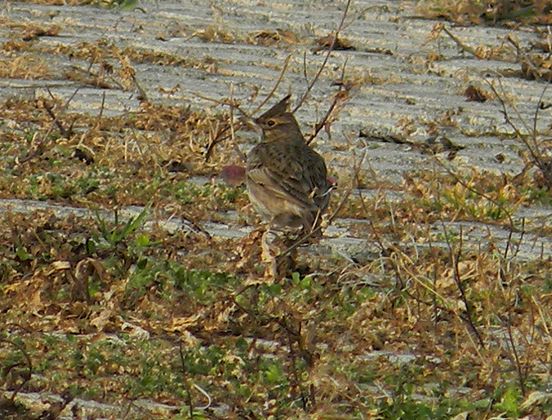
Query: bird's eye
[{"left": 266, "top": 119, "right": 276, "bottom": 127}]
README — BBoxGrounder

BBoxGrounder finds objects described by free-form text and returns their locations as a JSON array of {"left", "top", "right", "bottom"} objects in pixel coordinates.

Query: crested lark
[
  {"left": 246, "top": 95, "right": 332, "bottom": 235},
  {"left": 246, "top": 95, "right": 332, "bottom": 278}
]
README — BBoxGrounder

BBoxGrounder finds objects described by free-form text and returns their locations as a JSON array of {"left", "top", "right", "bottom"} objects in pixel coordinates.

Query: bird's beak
[{"left": 240, "top": 115, "right": 261, "bottom": 134}]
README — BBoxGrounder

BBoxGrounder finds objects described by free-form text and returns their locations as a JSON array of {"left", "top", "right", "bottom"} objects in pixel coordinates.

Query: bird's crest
[{"left": 256, "top": 94, "right": 291, "bottom": 123}]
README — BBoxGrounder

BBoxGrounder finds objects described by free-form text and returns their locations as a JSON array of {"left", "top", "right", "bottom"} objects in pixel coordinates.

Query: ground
[{"left": 0, "top": 0, "right": 551, "bottom": 418}]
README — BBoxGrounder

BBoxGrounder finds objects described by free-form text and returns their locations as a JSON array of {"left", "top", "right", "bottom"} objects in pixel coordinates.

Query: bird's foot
[{"left": 261, "top": 230, "right": 296, "bottom": 280}]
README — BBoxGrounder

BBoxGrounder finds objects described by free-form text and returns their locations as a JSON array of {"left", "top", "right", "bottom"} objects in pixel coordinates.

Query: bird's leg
[
  {"left": 261, "top": 226, "right": 298, "bottom": 280},
  {"left": 261, "top": 228, "right": 276, "bottom": 262},
  {"left": 261, "top": 228, "right": 279, "bottom": 279}
]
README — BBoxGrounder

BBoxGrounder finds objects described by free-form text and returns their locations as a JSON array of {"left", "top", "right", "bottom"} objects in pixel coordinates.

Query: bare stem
[{"left": 293, "top": 0, "right": 353, "bottom": 113}]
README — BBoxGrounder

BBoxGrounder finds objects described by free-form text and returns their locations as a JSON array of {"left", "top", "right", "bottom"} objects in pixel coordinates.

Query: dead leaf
[
  {"left": 464, "top": 85, "right": 489, "bottom": 102},
  {"left": 220, "top": 164, "right": 246, "bottom": 186},
  {"left": 314, "top": 33, "right": 355, "bottom": 52}
]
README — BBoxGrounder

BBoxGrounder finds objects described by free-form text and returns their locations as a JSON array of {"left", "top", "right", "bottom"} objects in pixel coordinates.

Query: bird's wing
[
  {"left": 247, "top": 143, "right": 320, "bottom": 211},
  {"left": 303, "top": 148, "right": 331, "bottom": 210}
]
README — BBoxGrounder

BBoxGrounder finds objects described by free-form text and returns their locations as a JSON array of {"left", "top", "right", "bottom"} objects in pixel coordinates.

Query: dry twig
[
  {"left": 0, "top": 337, "right": 33, "bottom": 401},
  {"left": 293, "top": 0, "right": 353, "bottom": 113},
  {"left": 306, "top": 59, "right": 350, "bottom": 145},
  {"left": 441, "top": 223, "right": 485, "bottom": 348}
]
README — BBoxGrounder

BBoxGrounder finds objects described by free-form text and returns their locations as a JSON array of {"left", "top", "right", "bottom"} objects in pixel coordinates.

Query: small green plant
[
  {"left": 95, "top": 0, "right": 142, "bottom": 11},
  {"left": 440, "top": 183, "right": 515, "bottom": 221},
  {"left": 172, "top": 268, "right": 237, "bottom": 304},
  {"left": 494, "top": 385, "right": 521, "bottom": 418},
  {"left": 172, "top": 181, "right": 212, "bottom": 204},
  {"left": 93, "top": 206, "right": 149, "bottom": 250}
]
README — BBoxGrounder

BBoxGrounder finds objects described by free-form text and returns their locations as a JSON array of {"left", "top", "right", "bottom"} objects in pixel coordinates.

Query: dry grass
[
  {"left": 0, "top": 2, "right": 551, "bottom": 418},
  {"left": 416, "top": 0, "right": 552, "bottom": 26},
  {"left": 1, "top": 90, "right": 550, "bottom": 417}
]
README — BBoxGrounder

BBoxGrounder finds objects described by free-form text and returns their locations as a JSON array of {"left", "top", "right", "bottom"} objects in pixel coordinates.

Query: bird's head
[{"left": 254, "top": 95, "right": 303, "bottom": 143}]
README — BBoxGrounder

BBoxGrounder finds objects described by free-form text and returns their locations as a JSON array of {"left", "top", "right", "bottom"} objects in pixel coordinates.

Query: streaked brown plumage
[{"left": 246, "top": 95, "right": 331, "bottom": 232}]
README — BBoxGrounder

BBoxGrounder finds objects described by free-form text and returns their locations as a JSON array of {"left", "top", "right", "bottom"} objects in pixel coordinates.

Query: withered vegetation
[
  {"left": 0, "top": 1, "right": 551, "bottom": 419},
  {"left": 417, "top": 0, "right": 552, "bottom": 26}
]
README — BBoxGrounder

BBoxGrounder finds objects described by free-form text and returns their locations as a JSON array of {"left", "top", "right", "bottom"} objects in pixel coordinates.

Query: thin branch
[
  {"left": 494, "top": 77, "right": 534, "bottom": 143},
  {"left": 441, "top": 223, "right": 485, "bottom": 348},
  {"left": 486, "top": 78, "right": 542, "bottom": 167},
  {"left": 204, "top": 122, "right": 234, "bottom": 162},
  {"left": 43, "top": 90, "right": 72, "bottom": 138},
  {"left": 503, "top": 313, "right": 527, "bottom": 396},
  {"left": 292, "top": 0, "right": 353, "bottom": 113},
  {"left": 195, "top": 93, "right": 249, "bottom": 162},
  {"left": 253, "top": 54, "right": 292, "bottom": 115},
  {"left": 193, "top": 383, "right": 212, "bottom": 410},
  {"left": 132, "top": 73, "right": 148, "bottom": 101},
  {"left": 40, "top": 85, "right": 81, "bottom": 140},
  {"left": 61, "top": 85, "right": 82, "bottom": 112},
  {"left": 17, "top": 81, "right": 83, "bottom": 163},
  {"left": 229, "top": 84, "right": 247, "bottom": 163},
  {"left": 167, "top": 208, "right": 212, "bottom": 240},
  {"left": 532, "top": 83, "right": 549, "bottom": 157},
  {"left": 0, "top": 338, "right": 33, "bottom": 402},
  {"left": 193, "top": 92, "right": 249, "bottom": 117},
  {"left": 284, "top": 322, "right": 310, "bottom": 411},
  {"left": 98, "top": 90, "right": 106, "bottom": 121},
  {"left": 441, "top": 25, "right": 481, "bottom": 58},
  {"left": 302, "top": 51, "right": 310, "bottom": 86},
  {"left": 305, "top": 58, "right": 349, "bottom": 145},
  {"left": 15, "top": 127, "right": 53, "bottom": 165}
]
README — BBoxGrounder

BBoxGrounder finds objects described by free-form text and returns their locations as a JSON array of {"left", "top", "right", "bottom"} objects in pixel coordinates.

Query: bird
[
  {"left": 246, "top": 94, "right": 332, "bottom": 235},
  {"left": 483, "top": 0, "right": 546, "bottom": 23},
  {"left": 245, "top": 95, "right": 332, "bottom": 278}
]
